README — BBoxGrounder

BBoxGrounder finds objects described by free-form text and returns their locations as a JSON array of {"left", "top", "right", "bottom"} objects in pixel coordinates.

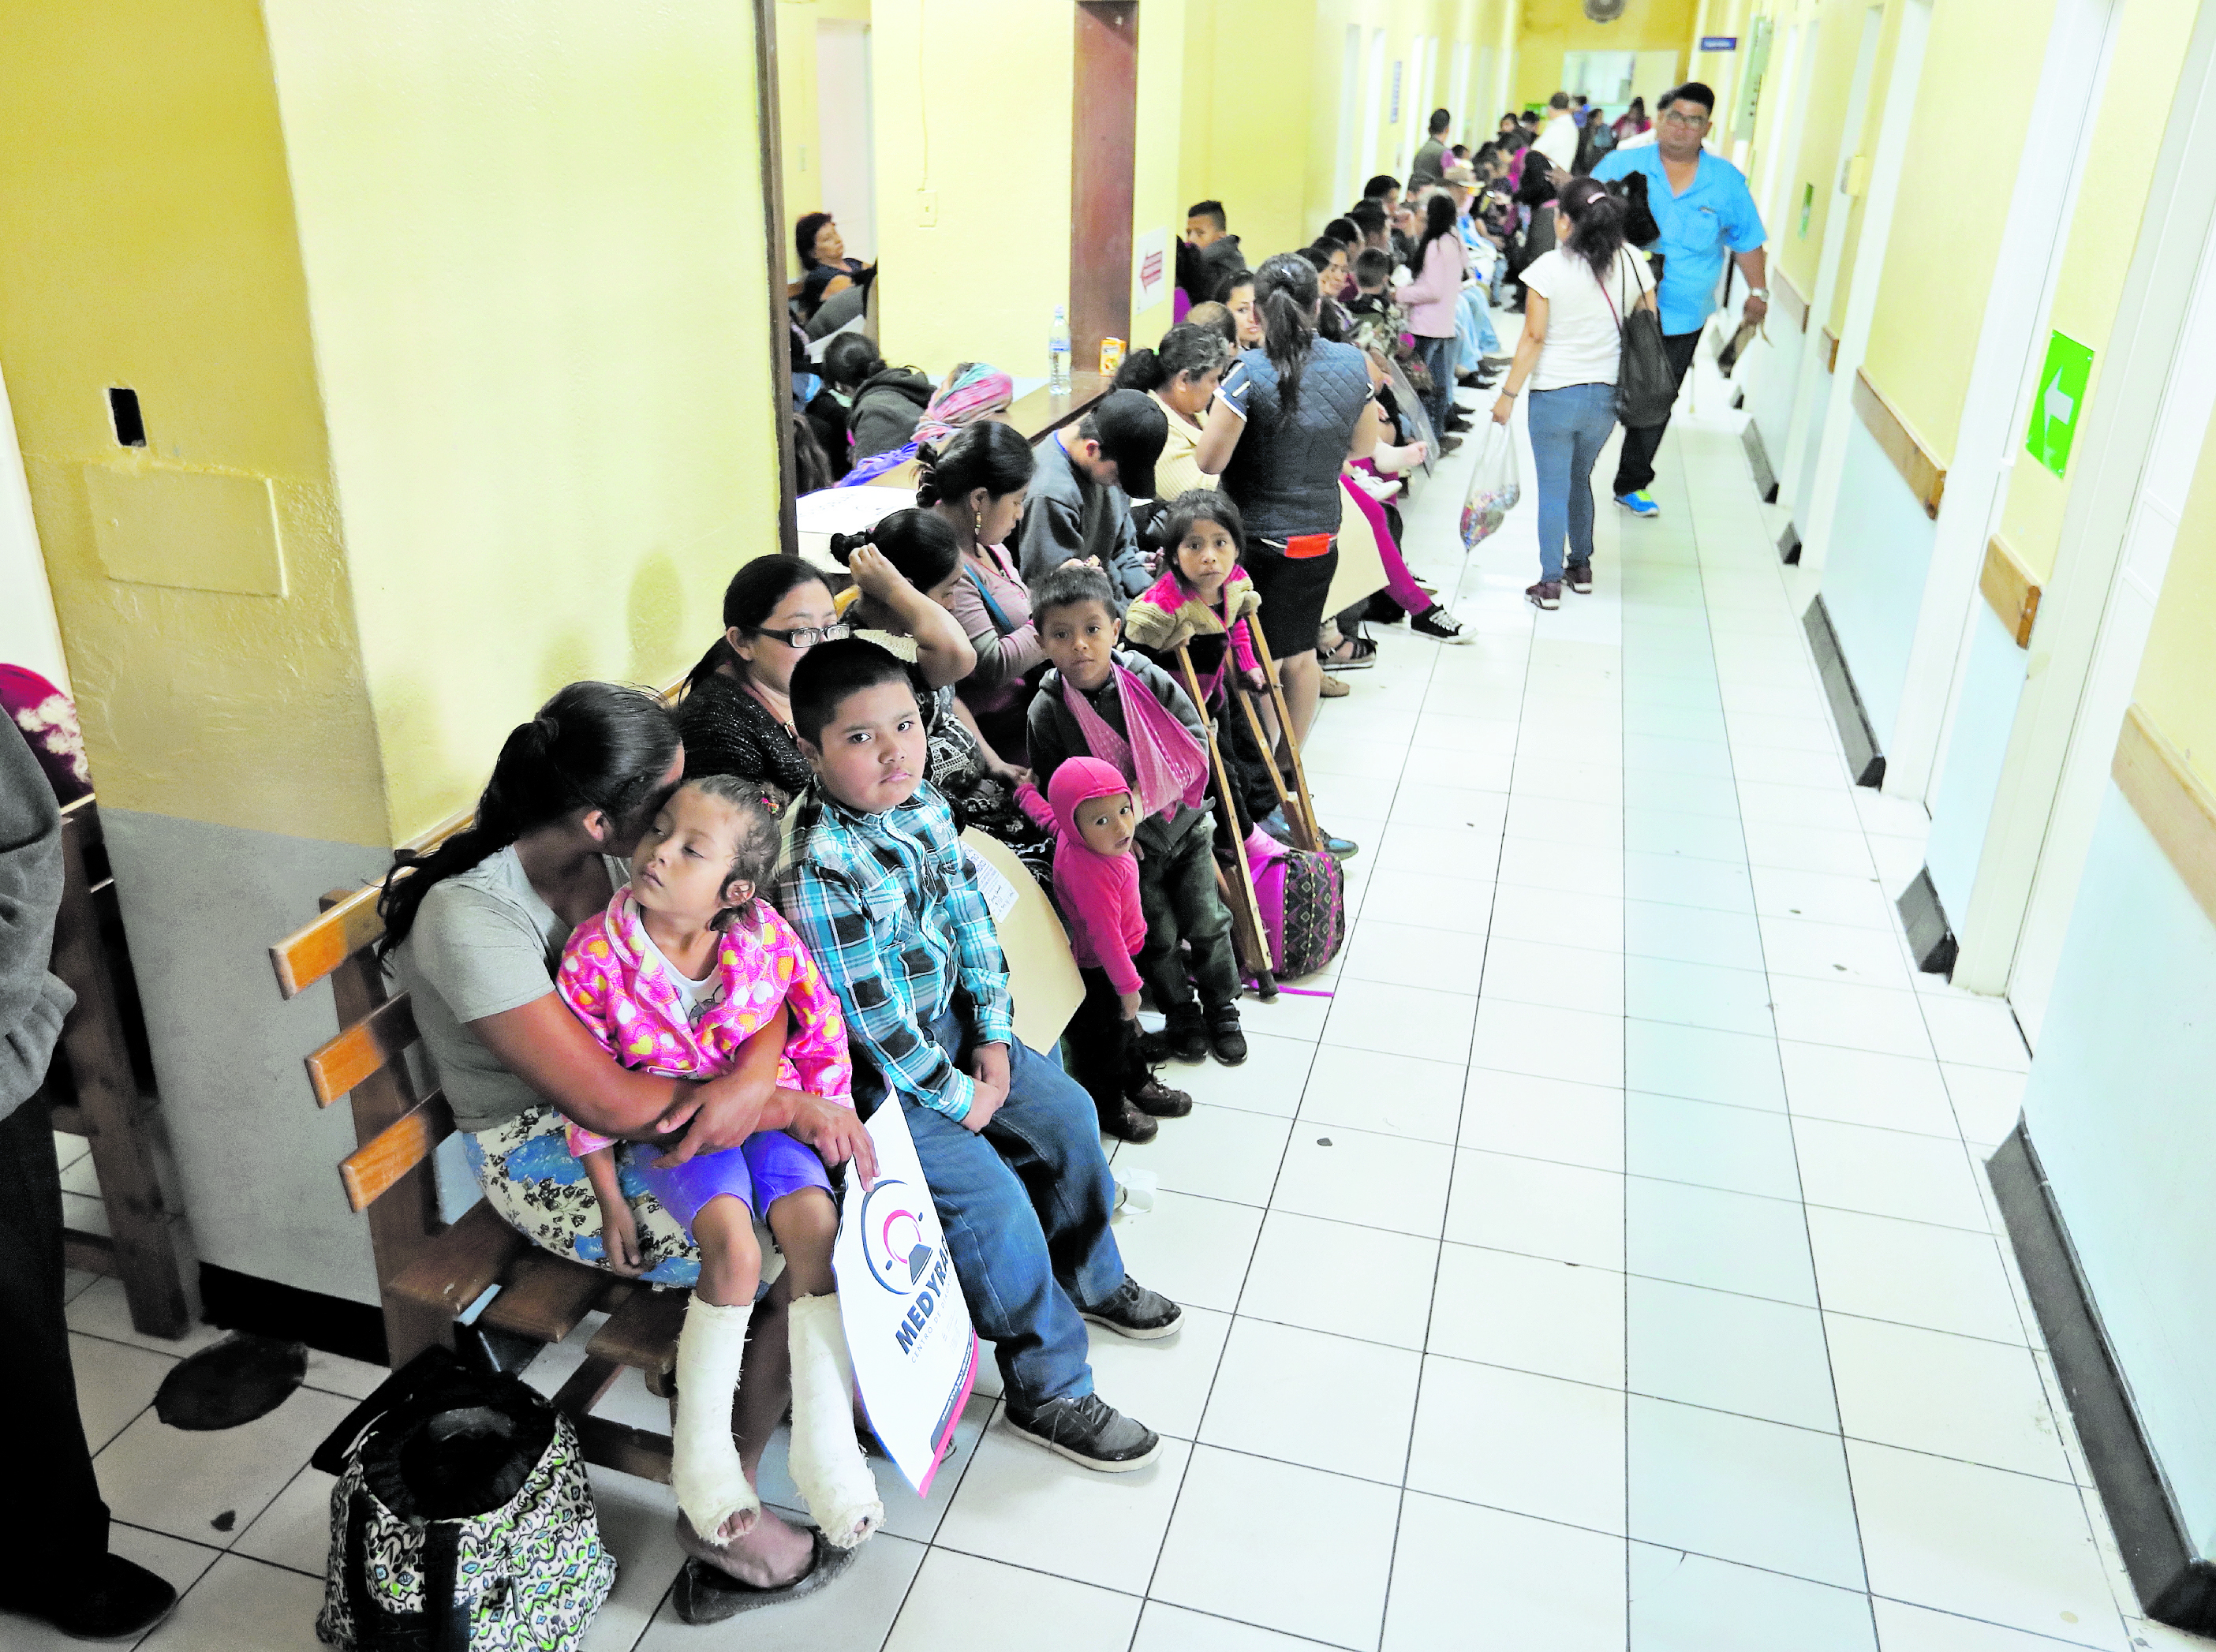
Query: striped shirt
[{"left": 773, "top": 780, "right": 1013, "bottom": 1121}]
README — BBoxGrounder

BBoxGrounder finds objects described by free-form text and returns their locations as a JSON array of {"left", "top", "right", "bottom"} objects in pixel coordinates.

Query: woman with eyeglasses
[{"left": 675, "top": 555, "right": 870, "bottom": 794}]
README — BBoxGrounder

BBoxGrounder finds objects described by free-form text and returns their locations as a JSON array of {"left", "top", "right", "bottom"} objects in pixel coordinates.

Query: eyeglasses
[
  {"left": 1659, "top": 110, "right": 1709, "bottom": 129},
  {"left": 753, "top": 622, "right": 852, "bottom": 648}
]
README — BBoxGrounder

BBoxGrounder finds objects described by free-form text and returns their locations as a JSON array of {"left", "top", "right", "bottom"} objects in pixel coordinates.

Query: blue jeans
[
  {"left": 854, "top": 1008, "right": 1125, "bottom": 1407},
  {"left": 1457, "top": 286, "right": 1500, "bottom": 368},
  {"left": 1527, "top": 382, "right": 1620, "bottom": 583}
]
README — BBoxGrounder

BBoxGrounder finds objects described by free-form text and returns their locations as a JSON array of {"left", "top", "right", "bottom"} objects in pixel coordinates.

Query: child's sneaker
[
  {"left": 1526, "top": 580, "right": 1561, "bottom": 611},
  {"left": 1163, "top": 1004, "right": 1209, "bottom": 1063},
  {"left": 1099, "top": 1098, "right": 1159, "bottom": 1143},
  {"left": 1565, "top": 561, "right": 1594, "bottom": 594},
  {"left": 1207, "top": 1004, "right": 1248, "bottom": 1066},
  {"left": 1128, "top": 1075, "right": 1192, "bottom": 1117}
]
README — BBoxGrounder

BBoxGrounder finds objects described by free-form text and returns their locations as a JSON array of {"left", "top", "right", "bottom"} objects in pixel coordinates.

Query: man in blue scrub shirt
[{"left": 1592, "top": 82, "right": 1769, "bottom": 517}]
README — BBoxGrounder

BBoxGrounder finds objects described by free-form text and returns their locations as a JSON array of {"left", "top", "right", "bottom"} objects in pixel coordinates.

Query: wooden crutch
[
  {"left": 1174, "top": 645, "right": 1277, "bottom": 1002},
  {"left": 1230, "top": 682, "right": 1315, "bottom": 854},
  {"left": 1244, "top": 625, "right": 1328, "bottom": 851}
]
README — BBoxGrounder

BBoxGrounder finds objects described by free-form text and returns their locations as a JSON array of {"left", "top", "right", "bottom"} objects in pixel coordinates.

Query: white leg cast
[
  {"left": 670, "top": 1293, "right": 760, "bottom": 1544},
  {"left": 786, "top": 1293, "right": 882, "bottom": 1548}
]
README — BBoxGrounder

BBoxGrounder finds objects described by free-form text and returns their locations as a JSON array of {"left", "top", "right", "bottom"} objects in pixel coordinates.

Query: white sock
[
  {"left": 786, "top": 1293, "right": 883, "bottom": 1549},
  {"left": 671, "top": 1292, "right": 759, "bottom": 1544}
]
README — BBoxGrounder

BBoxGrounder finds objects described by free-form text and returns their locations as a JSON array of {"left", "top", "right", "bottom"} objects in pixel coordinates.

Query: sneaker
[
  {"left": 1098, "top": 1098, "right": 1159, "bottom": 1142},
  {"left": 1164, "top": 1004, "right": 1209, "bottom": 1063},
  {"left": 1526, "top": 580, "right": 1562, "bottom": 610},
  {"left": 1004, "top": 1392, "right": 1163, "bottom": 1471},
  {"left": 1128, "top": 1075, "right": 1193, "bottom": 1117},
  {"left": 1317, "top": 672, "right": 1352, "bottom": 698},
  {"left": 1615, "top": 490, "right": 1660, "bottom": 518},
  {"left": 1564, "top": 562, "right": 1594, "bottom": 594},
  {"left": 1207, "top": 1004, "right": 1248, "bottom": 1065},
  {"left": 1320, "top": 831, "right": 1359, "bottom": 859},
  {"left": 1136, "top": 1028, "right": 1170, "bottom": 1063},
  {"left": 1437, "top": 434, "right": 1464, "bottom": 456},
  {"left": 1409, "top": 604, "right": 1471, "bottom": 644},
  {"left": 1077, "top": 1275, "right": 1185, "bottom": 1340}
]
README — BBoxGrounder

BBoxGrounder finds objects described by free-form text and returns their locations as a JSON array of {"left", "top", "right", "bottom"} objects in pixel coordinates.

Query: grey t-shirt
[{"left": 394, "top": 847, "right": 626, "bottom": 1134}]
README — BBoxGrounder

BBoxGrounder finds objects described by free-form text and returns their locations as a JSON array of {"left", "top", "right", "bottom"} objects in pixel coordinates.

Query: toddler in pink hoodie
[{"left": 1018, "top": 757, "right": 1192, "bottom": 1142}]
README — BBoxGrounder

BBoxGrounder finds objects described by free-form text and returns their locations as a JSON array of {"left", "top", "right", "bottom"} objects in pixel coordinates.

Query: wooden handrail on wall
[
  {"left": 1852, "top": 368, "right": 1947, "bottom": 520},
  {"left": 2113, "top": 704, "right": 2216, "bottom": 929},
  {"left": 1772, "top": 271, "right": 1809, "bottom": 334},
  {"left": 1820, "top": 326, "right": 1840, "bottom": 374},
  {"left": 1979, "top": 534, "right": 2042, "bottom": 648}
]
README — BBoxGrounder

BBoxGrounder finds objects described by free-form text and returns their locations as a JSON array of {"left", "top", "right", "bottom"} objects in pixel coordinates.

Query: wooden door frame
[{"left": 1070, "top": 2, "right": 1139, "bottom": 375}]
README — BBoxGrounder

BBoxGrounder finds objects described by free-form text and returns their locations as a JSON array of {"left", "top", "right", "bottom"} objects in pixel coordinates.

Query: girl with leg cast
[{"left": 558, "top": 776, "right": 881, "bottom": 1551}]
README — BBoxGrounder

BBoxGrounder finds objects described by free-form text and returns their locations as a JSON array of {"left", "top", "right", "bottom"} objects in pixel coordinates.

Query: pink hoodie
[{"left": 1018, "top": 758, "right": 1148, "bottom": 995}]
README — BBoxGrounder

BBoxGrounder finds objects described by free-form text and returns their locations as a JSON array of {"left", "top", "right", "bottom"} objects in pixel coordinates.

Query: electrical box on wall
[{"left": 85, "top": 460, "right": 286, "bottom": 598}]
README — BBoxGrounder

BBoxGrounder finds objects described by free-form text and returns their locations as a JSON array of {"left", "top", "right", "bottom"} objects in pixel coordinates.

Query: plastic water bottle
[{"left": 1048, "top": 305, "right": 1073, "bottom": 394}]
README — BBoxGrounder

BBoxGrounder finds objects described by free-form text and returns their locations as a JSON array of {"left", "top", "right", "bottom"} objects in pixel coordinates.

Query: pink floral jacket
[{"left": 556, "top": 886, "right": 853, "bottom": 1159}]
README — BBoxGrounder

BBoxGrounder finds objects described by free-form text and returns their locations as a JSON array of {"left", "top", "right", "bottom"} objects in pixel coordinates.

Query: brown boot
[
  {"left": 1099, "top": 1098, "right": 1160, "bottom": 1142},
  {"left": 1128, "top": 1075, "right": 1193, "bottom": 1117}
]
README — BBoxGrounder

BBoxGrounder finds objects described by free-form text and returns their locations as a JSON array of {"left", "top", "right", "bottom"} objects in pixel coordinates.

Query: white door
[
  {"left": 0, "top": 364, "right": 66, "bottom": 686},
  {"left": 815, "top": 21, "right": 876, "bottom": 263}
]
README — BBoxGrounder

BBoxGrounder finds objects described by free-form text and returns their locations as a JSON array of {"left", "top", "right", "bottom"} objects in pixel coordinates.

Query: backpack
[
  {"left": 314, "top": 1347, "right": 615, "bottom": 1652},
  {"left": 1248, "top": 833, "right": 1347, "bottom": 980},
  {"left": 1601, "top": 251, "right": 1678, "bottom": 431}
]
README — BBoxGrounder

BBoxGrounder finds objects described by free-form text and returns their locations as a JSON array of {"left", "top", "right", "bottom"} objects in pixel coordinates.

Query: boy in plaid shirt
[{"left": 775, "top": 641, "right": 1180, "bottom": 1471}]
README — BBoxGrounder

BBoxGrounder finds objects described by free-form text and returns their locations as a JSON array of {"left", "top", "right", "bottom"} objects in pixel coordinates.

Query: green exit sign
[{"left": 2027, "top": 331, "right": 2094, "bottom": 478}]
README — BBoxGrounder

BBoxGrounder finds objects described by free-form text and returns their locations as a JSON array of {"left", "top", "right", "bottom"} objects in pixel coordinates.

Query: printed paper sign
[
  {"left": 834, "top": 1098, "right": 978, "bottom": 1497},
  {"left": 1134, "top": 226, "right": 1168, "bottom": 312}
]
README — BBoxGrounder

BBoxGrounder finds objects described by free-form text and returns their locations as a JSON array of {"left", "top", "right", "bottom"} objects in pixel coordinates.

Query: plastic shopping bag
[{"left": 1459, "top": 421, "right": 1521, "bottom": 549}]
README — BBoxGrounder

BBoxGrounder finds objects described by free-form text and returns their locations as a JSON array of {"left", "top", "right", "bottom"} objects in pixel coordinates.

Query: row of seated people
[{"left": 365, "top": 227, "right": 1471, "bottom": 1621}]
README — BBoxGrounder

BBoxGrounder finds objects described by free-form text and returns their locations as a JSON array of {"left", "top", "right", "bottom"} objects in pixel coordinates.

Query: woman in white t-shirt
[{"left": 1489, "top": 177, "right": 1657, "bottom": 608}]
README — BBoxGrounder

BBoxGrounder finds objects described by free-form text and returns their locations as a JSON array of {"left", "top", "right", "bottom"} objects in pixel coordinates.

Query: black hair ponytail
[
  {"left": 914, "top": 422, "right": 1035, "bottom": 509},
  {"left": 828, "top": 506, "right": 961, "bottom": 590},
  {"left": 1251, "top": 253, "right": 1320, "bottom": 415},
  {"left": 1114, "top": 347, "right": 1168, "bottom": 392},
  {"left": 685, "top": 554, "right": 829, "bottom": 694},
  {"left": 376, "top": 682, "right": 678, "bottom": 960},
  {"left": 1559, "top": 177, "right": 1631, "bottom": 285}
]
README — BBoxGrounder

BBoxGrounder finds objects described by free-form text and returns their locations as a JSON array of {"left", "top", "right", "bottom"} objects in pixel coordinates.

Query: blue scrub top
[{"left": 1592, "top": 146, "right": 1766, "bottom": 338}]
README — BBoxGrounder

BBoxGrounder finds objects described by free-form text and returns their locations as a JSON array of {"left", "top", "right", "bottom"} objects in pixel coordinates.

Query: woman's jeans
[
  {"left": 1527, "top": 383, "right": 1620, "bottom": 583},
  {"left": 1417, "top": 335, "right": 1456, "bottom": 436}
]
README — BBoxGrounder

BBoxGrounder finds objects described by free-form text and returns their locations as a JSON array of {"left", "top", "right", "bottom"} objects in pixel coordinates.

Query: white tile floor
[{"left": 40, "top": 382, "right": 2209, "bottom": 1651}]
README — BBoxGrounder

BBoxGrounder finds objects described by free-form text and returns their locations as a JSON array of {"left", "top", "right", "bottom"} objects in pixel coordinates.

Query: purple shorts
[{"left": 623, "top": 1129, "right": 832, "bottom": 1236}]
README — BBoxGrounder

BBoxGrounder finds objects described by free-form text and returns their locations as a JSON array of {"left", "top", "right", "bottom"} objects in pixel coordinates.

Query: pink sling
[{"left": 1060, "top": 665, "right": 1209, "bottom": 824}]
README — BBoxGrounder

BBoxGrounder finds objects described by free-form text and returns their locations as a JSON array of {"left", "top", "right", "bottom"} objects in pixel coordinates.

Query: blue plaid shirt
[{"left": 774, "top": 780, "right": 1014, "bottom": 1122}]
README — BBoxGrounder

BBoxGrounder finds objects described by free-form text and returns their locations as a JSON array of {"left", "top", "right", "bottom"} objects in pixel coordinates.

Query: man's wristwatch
[{"left": 1746, "top": 286, "right": 1770, "bottom": 301}]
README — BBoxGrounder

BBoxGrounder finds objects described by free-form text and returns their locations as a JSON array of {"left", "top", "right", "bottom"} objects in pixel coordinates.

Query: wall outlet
[{"left": 917, "top": 190, "right": 938, "bottom": 227}]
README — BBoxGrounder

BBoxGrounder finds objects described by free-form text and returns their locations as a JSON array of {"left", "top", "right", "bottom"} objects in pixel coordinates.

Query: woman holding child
[{"left": 382, "top": 682, "right": 872, "bottom": 1618}]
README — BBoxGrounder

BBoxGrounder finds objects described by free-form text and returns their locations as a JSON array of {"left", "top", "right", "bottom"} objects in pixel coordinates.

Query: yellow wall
[
  {"left": 1133, "top": 0, "right": 1192, "bottom": 350},
  {"left": 1857, "top": 0, "right": 2051, "bottom": 467},
  {"left": 2138, "top": 417, "right": 2216, "bottom": 794},
  {"left": 262, "top": 0, "right": 783, "bottom": 843},
  {"left": 0, "top": 2, "right": 387, "bottom": 846},
  {"left": 1757, "top": 0, "right": 1860, "bottom": 301},
  {"left": 1513, "top": 0, "right": 1699, "bottom": 109},
  {"left": 2000, "top": 0, "right": 2199, "bottom": 584},
  {"left": 869, "top": 0, "right": 1074, "bottom": 377}
]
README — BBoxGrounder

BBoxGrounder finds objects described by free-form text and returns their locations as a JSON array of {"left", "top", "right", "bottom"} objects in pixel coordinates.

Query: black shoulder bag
[{"left": 1603, "top": 251, "right": 1676, "bottom": 430}]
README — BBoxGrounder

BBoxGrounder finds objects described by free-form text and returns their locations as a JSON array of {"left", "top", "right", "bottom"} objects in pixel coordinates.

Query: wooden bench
[
  {"left": 37, "top": 794, "right": 192, "bottom": 1339},
  {"left": 270, "top": 793, "right": 1080, "bottom": 1485}
]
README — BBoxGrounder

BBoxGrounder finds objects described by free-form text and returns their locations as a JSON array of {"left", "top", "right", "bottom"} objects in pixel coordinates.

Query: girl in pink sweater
[
  {"left": 557, "top": 776, "right": 881, "bottom": 1557},
  {"left": 1017, "top": 757, "right": 1192, "bottom": 1142}
]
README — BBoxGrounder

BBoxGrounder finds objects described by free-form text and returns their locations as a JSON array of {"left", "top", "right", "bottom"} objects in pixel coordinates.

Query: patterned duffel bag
[{"left": 315, "top": 1347, "right": 615, "bottom": 1652}]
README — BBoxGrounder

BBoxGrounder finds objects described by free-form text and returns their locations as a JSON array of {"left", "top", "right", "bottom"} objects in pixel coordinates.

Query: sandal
[
  {"left": 1319, "top": 634, "right": 1377, "bottom": 671},
  {"left": 674, "top": 1520, "right": 859, "bottom": 1624}
]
